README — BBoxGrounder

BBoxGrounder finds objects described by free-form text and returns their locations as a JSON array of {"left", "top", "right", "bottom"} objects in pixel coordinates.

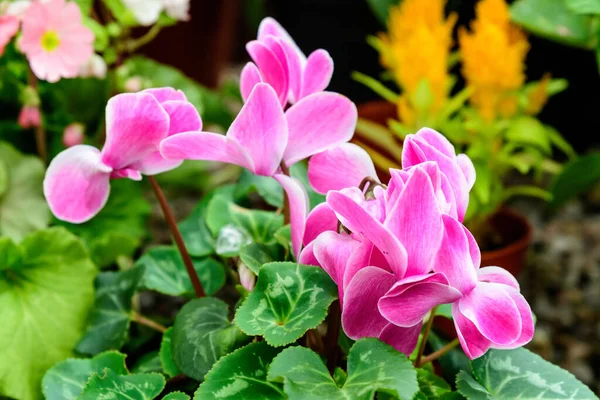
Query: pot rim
[{"left": 480, "top": 207, "right": 533, "bottom": 260}]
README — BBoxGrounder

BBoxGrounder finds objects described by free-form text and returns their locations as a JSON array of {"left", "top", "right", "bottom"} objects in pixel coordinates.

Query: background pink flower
[
  {"left": 19, "top": 0, "right": 94, "bottom": 82},
  {"left": 18, "top": 105, "right": 40, "bottom": 128},
  {"left": 0, "top": 15, "right": 19, "bottom": 56}
]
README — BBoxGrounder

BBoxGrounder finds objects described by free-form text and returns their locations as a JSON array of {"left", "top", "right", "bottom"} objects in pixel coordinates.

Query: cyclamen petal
[
  {"left": 308, "top": 143, "right": 378, "bottom": 195},
  {"left": 303, "top": 202, "right": 338, "bottom": 246},
  {"left": 44, "top": 145, "right": 112, "bottom": 223},
  {"left": 477, "top": 266, "right": 519, "bottom": 289},
  {"left": 143, "top": 87, "right": 187, "bottom": 103},
  {"left": 273, "top": 173, "right": 309, "bottom": 260},
  {"left": 453, "top": 303, "right": 493, "bottom": 360},
  {"left": 378, "top": 273, "right": 462, "bottom": 328},
  {"left": 102, "top": 93, "right": 170, "bottom": 170},
  {"left": 227, "top": 83, "right": 288, "bottom": 176},
  {"left": 494, "top": 288, "right": 534, "bottom": 349},
  {"left": 300, "top": 49, "right": 334, "bottom": 99},
  {"left": 258, "top": 17, "right": 305, "bottom": 64},
  {"left": 298, "top": 242, "right": 319, "bottom": 266},
  {"left": 378, "top": 323, "right": 421, "bottom": 356},
  {"left": 246, "top": 40, "right": 289, "bottom": 106},
  {"left": 313, "top": 231, "right": 361, "bottom": 287},
  {"left": 240, "top": 62, "right": 263, "bottom": 102},
  {"left": 341, "top": 266, "right": 396, "bottom": 340},
  {"left": 283, "top": 92, "right": 357, "bottom": 165},
  {"left": 161, "top": 100, "right": 202, "bottom": 136},
  {"left": 384, "top": 166, "right": 444, "bottom": 276},
  {"left": 457, "top": 282, "right": 522, "bottom": 345}
]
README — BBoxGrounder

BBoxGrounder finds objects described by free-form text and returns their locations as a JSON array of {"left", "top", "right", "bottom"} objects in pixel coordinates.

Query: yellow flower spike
[
  {"left": 459, "top": 0, "right": 529, "bottom": 122},
  {"left": 526, "top": 74, "right": 551, "bottom": 115},
  {"left": 378, "top": 0, "right": 456, "bottom": 127}
]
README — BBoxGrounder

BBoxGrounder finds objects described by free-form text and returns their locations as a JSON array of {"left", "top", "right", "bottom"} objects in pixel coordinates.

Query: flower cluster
[
  {"left": 459, "top": 0, "right": 529, "bottom": 121},
  {"left": 377, "top": 0, "right": 456, "bottom": 126},
  {"left": 301, "top": 129, "right": 534, "bottom": 359},
  {"left": 43, "top": 16, "right": 533, "bottom": 361}
]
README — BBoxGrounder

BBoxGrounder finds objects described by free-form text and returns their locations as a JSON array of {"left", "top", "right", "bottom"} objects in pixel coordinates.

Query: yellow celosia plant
[
  {"left": 377, "top": 0, "right": 456, "bottom": 126},
  {"left": 355, "top": 0, "right": 576, "bottom": 229},
  {"left": 459, "top": 0, "right": 530, "bottom": 121}
]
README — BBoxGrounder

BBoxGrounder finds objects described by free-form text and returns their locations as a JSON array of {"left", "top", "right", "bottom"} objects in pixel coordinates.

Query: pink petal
[
  {"left": 299, "top": 242, "right": 319, "bottom": 266},
  {"left": 283, "top": 92, "right": 357, "bottom": 166},
  {"left": 160, "top": 131, "right": 253, "bottom": 171},
  {"left": 342, "top": 240, "right": 374, "bottom": 293},
  {"left": 341, "top": 266, "right": 396, "bottom": 340},
  {"left": 303, "top": 203, "right": 338, "bottom": 245},
  {"left": 413, "top": 128, "right": 456, "bottom": 159},
  {"left": 143, "top": 87, "right": 187, "bottom": 103},
  {"left": 0, "top": 16, "right": 19, "bottom": 56},
  {"left": 44, "top": 145, "right": 112, "bottom": 223},
  {"left": 240, "top": 62, "right": 262, "bottom": 102},
  {"left": 101, "top": 93, "right": 170, "bottom": 170},
  {"left": 477, "top": 266, "right": 519, "bottom": 289},
  {"left": 111, "top": 168, "right": 142, "bottom": 181},
  {"left": 308, "top": 143, "right": 378, "bottom": 195},
  {"left": 300, "top": 49, "right": 334, "bottom": 99},
  {"left": 327, "top": 190, "right": 408, "bottom": 278},
  {"left": 457, "top": 153, "right": 476, "bottom": 190},
  {"left": 458, "top": 282, "right": 521, "bottom": 345},
  {"left": 384, "top": 166, "right": 444, "bottom": 276},
  {"left": 280, "top": 40, "right": 303, "bottom": 103},
  {"left": 227, "top": 83, "right": 287, "bottom": 176},
  {"left": 246, "top": 40, "right": 288, "bottom": 105},
  {"left": 453, "top": 303, "right": 493, "bottom": 360},
  {"left": 378, "top": 323, "right": 421, "bottom": 356},
  {"left": 313, "top": 231, "right": 361, "bottom": 286},
  {"left": 162, "top": 100, "right": 202, "bottom": 136},
  {"left": 379, "top": 273, "right": 462, "bottom": 327},
  {"left": 464, "top": 223, "right": 481, "bottom": 269},
  {"left": 130, "top": 151, "right": 183, "bottom": 176},
  {"left": 495, "top": 289, "right": 534, "bottom": 349},
  {"left": 435, "top": 215, "right": 478, "bottom": 294},
  {"left": 273, "top": 173, "right": 309, "bottom": 260},
  {"left": 257, "top": 17, "right": 305, "bottom": 63}
]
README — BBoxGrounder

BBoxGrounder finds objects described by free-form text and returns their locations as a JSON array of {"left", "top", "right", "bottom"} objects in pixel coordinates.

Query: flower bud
[
  {"left": 79, "top": 54, "right": 107, "bottom": 79},
  {"left": 62, "top": 123, "right": 85, "bottom": 147},
  {"left": 124, "top": 76, "right": 143, "bottom": 92},
  {"left": 18, "top": 105, "right": 40, "bottom": 129},
  {"left": 238, "top": 262, "right": 256, "bottom": 292}
]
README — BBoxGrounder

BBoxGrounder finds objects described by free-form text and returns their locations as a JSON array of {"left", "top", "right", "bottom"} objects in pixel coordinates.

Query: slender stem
[
  {"left": 28, "top": 69, "right": 46, "bottom": 163},
  {"left": 124, "top": 24, "right": 162, "bottom": 53},
  {"left": 324, "top": 300, "right": 342, "bottom": 374},
  {"left": 415, "top": 306, "right": 437, "bottom": 367},
  {"left": 131, "top": 312, "right": 167, "bottom": 333},
  {"left": 280, "top": 162, "right": 291, "bottom": 226},
  {"left": 148, "top": 176, "right": 206, "bottom": 297},
  {"left": 417, "top": 338, "right": 460, "bottom": 367}
]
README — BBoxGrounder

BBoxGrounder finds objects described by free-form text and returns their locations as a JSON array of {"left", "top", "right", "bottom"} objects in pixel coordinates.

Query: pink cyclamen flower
[
  {"left": 240, "top": 17, "right": 334, "bottom": 106},
  {"left": 18, "top": 105, "right": 41, "bottom": 128},
  {"left": 0, "top": 15, "right": 19, "bottom": 56},
  {"left": 62, "top": 123, "right": 85, "bottom": 147},
  {"left": 161, "top": 83, "right": 357, "bottom": 259},
  {"left": 19, "top": 0, "right": 94, "bottom": 83},
  {"left": 44, "top": 88, "right": 200, "bottom": 223},
  {"left": 402, "top": 127, "right": 476, "bottom": 222}
]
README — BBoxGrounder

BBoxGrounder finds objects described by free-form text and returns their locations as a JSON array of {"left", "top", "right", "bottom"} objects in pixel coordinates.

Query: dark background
[{"left": 144, "top": 0, "right": 600, "bottom": 152}]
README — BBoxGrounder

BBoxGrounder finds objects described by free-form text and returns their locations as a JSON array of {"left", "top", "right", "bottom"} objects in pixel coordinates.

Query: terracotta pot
[
  {"left": 434, "top": 208, "right": 533, "bottom": 339},
  {"left": 480, "top": 208, "right": 533, "bottom": 276}
]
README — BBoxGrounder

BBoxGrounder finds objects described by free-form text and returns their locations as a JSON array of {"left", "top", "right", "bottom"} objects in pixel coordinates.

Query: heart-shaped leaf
[
  {"left": 137, "top": 246, "right": 225, "bottom": 296},
  {"left": 239, "top": 242, "right": 284, "bottom": 275},
  {"left": 234, "top": 262, "right": 337, "bottom": 346},
  {"left": 267, "top": 338, "right": 419, "bottom": 400},
  {"left": 194, "top": 342, "right": 285, "bottom": 399},
  {"left": 160, "top": 328, "right": 181, "bottom": 378},
  {"left": 77, "top": 266, "right": 145, "bottom": 355},
  {"left": 417, "top": 368, "right": 452, "bottom": 399},
  {"left": 78, "top": 369, "right": 165, "bottom": 399},
  {"left": 235, "top": 169, "right": 284, "bottom": 207},
  {"left": 0, "top": 142, "right": 50, "bottom": 241},
  {"left": 456, "top": 348, "right": 596, "bottom": 399},
  {"left": 0, "top": 228, "right": 96, "bottom": 400},
  {"left": 172, "top": 297, "right": 249, "bottom": 381},
  {"left": 42, "top": 351, "right": 127, "bottom": 400}
]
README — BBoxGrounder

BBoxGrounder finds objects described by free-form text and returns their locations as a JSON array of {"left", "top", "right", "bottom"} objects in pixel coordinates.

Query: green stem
[
  {"left": 352, "top": 71, "right": 400, "bottom": 103},
  {"left": 131, "top": 312, "right": 167, "bottom": 333},
  {"left": 415, "top": 306, "right": 437, "bottom": 367},
  {"left": 124, "top": 24, "right": 162, "bottom": 53},
  {"left": 417, "top": 338, "right": 460, "bottom": 367}
]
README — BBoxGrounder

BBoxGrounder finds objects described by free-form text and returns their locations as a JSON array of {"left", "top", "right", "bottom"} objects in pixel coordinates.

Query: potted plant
[{"left": 353, "top": 0, "right": 576, "bottom": 275}]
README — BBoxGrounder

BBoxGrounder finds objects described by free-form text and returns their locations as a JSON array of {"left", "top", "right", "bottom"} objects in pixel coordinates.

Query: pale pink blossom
[
  {"left": 18, "top": 105, "right": 40, "bottom": 128},
  {"left": 19, "top": 0, "right": 94, "bottom": 82},
  {"left": 44, "top": 88, "right": 201, "bottom": 223},
  {"left": 0, "top": 15, "right": 19, "bottom": 56},
  {"left": 78, "top": 54, "right": 107, "bottom": 79},
  {"left": 163, "top": 0, "right": 189, "bottom": 21},
  {"left": 125, "top": 76, "right": 143, "bottom": 92},
  {"left": 62, "top": 123, "right": 85, "bottom": 147}
]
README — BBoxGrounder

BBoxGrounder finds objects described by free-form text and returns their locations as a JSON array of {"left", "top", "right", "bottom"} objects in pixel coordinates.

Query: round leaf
[
  {"left": 79, "top": 369, "right": 165, "bottom": 399},
  {"left": 160, "top": 328, "right": 181, "bottom": 378},
  {"left": 234, "top": 262, "right": 338, "bottom": 346}
]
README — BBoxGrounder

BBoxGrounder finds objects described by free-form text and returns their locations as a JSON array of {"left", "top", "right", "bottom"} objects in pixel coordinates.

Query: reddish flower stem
[
  {"left": 280, "top": 162, "right": 291, "bottom": 225},
  {"left": 417, "top": 338, "right": 460, "bottom": 367},
  {"left": 415, "top": 306, "right": 437, "bottom": 367},
  {"left": 148, "top": 176, "right": 205, "bottom": 297},
  {"left": 131, "top": 311, "right": 167, "bottom": 333}
]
